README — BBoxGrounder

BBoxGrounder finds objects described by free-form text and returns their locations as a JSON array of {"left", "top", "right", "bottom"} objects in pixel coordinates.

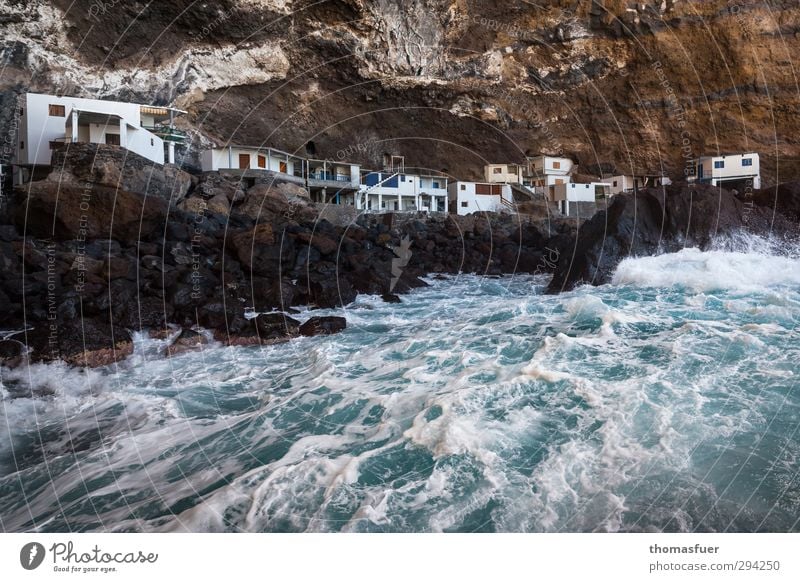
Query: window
[
  {"left": 279, "top": 161, "right": 287, "bottom": 173},
  {"left": 432, "top": 181, "right": 440, "bottom": 188},
  {"left": 150, "top": 138, "right": 154, "bottom": 146},
  {"left": 381, "top": 201, "right": 386, "bottom": 208},
  {"left": 613, "top": 181, "right": 618, "bottom": 187},
  {"left": 460, "top": 184, "right": 466, "bottom": 190},
  {"left": 461, "top": 201, "right": 468, "bottom": 207},
  {"left": 49, "top": 104, "right": 65, "bottom": 117},
  {"left": 553, "top": 161, "right": 561, "bottom": 169},
  {"left": 493, "top": 167, "right": 502, "bottom": 174},
  {"left": 400, "top": 175, "right": 405, "bottom": 182},
  {"left": 555, "top": 179, "right": 564, "bottom": 185},
  {"left": 714, "top": 160, "right": 725, "bottom": 169},
  {"left": 742, "top": 158, "right": 753, "bottom": 167},
  {"left": 20, "top": 141, "right": 24, "bottom": 150},
  {"left": 105, "top": 133, "right": 120, "bottom": 146},
  {"left": 19, "top": 108, "right": 23, "bottom": 116},
  {"left": 258, "top": 155, "right": 266, "bottom": 169}
]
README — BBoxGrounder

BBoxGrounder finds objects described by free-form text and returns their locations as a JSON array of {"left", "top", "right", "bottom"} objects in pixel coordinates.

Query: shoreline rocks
[{"left": 8, "top": 145, "right": 799, "bottom": 370}]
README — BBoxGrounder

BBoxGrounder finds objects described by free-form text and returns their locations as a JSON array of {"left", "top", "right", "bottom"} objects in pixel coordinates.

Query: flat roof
[{"left": 26, "top": 92, "right": 187, "bottom": 115}]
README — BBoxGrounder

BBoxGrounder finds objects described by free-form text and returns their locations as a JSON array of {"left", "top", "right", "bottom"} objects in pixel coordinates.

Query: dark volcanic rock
[
  {"left": 24, "top": 319, "right": 133, "bottom": 367},
  {"left": 16, "top": 181, "right": 169, "bottom": 241},
  {"left": 0, "top": 339, "right": 26, "bottom": 368},
  {"left": 547, "top": 184, "right": 794, "bottom": 293},
  {"left": 167, "top": 328, "right": 209, "bottom": 356},
  {"left": 299, "top": 316, "right": 347, "bottom": 337}
]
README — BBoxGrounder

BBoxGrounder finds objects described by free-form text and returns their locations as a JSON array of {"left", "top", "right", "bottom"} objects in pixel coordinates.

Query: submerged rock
[{"left": 299, "top": 316, "right": 347, "bottom": 336}]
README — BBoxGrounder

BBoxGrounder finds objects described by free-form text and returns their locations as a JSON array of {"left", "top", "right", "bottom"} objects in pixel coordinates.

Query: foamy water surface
[{"left": 1, "top": 238, "right": 799, "bottom": 532}]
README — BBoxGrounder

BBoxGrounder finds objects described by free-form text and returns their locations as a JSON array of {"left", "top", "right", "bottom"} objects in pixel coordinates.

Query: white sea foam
[
  {"left": 612, "top": 246, "right": 800, "bottom": 293},
  {"left": 1, "top": 268, "right": 798, "bottom": 533}
]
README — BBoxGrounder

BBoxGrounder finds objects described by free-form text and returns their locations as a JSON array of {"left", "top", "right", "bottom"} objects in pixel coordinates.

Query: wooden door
[{"left": 239, "top": 154, "right": 250, "bottom": 169}]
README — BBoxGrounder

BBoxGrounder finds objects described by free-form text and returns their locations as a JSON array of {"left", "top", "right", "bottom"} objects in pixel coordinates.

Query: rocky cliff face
[{"left": 2, "top": 0, "right": 800, "bottom": 182}]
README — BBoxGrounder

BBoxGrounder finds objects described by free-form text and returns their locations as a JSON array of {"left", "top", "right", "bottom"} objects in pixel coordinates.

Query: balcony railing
[{"left": 309, "top": 172, "right": 353, "bottom": 182}]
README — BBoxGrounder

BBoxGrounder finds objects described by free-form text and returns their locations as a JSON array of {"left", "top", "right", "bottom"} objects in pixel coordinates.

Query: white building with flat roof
[
  {"left": 608, "top": 174, "right": 671, "bottom": 196},
  {"left": 14, "top": 92, "right": 185, "bottom": 184},
  {"left": 201, "top": 145, "right": 307, "bottom": 183},
  {"left": 689, "top": 153, "right": 760, "bottom": 190},
  {"left": 527, "top": 155, "right": 574, "bottom": 189},
  {"left": 448, "top": 181, "right": 514, "bottom": 215},
  {"left": 484, "top": 163, "right": 525, "bottom": 185},
  {"left": 358, "top": 171, "right": 448, "bottom": 212},
  {"left": 550, "top": 182, "right": 610, "bottom": 215}
]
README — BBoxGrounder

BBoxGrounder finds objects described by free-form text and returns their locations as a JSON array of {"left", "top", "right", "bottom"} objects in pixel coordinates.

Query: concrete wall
[
  {"left": 202, "top": 147, "right": 302, "bottom": 176},
  {"left": 17, "top": 93, "right": 164, "bottom": 167},
  {"left": 448, "top": 182, "right": 513, "bottom": 215},
  {"left": 485, "top": 164, "right": 523, "bottom": 184},
  {"left": 693, "top": 153, "right": 760, "bottom": 189}
]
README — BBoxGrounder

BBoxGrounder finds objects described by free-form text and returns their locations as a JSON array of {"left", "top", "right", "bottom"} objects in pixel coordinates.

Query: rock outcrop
[
  {"left": 547, "top": 183, "right": 800, "bottom": 292},
  {"left": 1, "top": 151, "right": 565, "bottom": 367}
]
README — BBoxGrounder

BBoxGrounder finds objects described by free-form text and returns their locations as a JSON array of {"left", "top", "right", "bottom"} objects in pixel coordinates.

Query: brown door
[
  {"left": 279, "top": 161, "right": 288, "bottom": 174},
  {"left": 491, "top": 185, "right": 502, "bottom": 195},
  {"left": 105, "top": 133, "right": 120, "bottom": 146},
  {"left": 258, "top": 155, "right": 266, "bottom": 169},
  {"left": 239, "top": 154, "right": 250, "bottom": 169}
]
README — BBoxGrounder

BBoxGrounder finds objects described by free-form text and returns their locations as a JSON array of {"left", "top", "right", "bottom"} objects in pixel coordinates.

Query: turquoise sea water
[{"left": 1, "top": 241, "right": 799, "bottom": 532}]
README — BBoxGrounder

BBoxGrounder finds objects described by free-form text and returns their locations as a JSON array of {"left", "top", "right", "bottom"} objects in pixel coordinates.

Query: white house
[
  {"left": 526, "top": 155, "right": 574, "bottom": 190},
  {"left": 484, "top": 163, "right": 525, "bottom": 185},
  {"left": 200, "top": 145, "right": 306, "bottom": 184},
  {"left": 358, "top": 171, "right": 448, "bottom": 212},
  {"left": 689, "top": 153, "right": 760, "bottom": 190},
  {"left": 550, "top": 182, "right": 610, "bottom": 215},
  {"left": 14, "top": 92, "right": 186, "bottom": 184},
  {"left": 608, "top": 174, "right": 671, "bottom": 196},
  {"left": 307, "top": 158, "right": 361, "bottom": 204},
  {"left": 448, "top": 181, "right": 514, "bottom": 215}
]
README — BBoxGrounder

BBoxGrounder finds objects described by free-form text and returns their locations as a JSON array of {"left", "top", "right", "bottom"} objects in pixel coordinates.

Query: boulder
[
  {"left": 167, "top": 328, "right": 209, "bottom": 356},
  {"left": 16, "top": 181, "right": 169, "bottom": 241},
  {"left": 0, "top": 338, "right": 26, "bottom": 368},
  {"left": 299, "top": 316, "right": 347, "bottom": 336},
  {"left": 24, "top": 318, "right": 133, "bottom": 367},
  {"left": 49, "top": 143, "right": 192, "bottom": 203}
]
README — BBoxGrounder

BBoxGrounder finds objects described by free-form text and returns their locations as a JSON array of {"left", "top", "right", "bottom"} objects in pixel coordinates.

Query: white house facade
[
  {"left": 448, "top": 181, "right": 514, "bottom": 215},
  {"left": 527, "top": 155, "right": 574, "bottom": 189},
  {"left": 550, "top": 182, "right": 610, "bottom": 215},
  {"left": 608, "top": 174, "right": 671, "bottom": 196},
  {"left": 14, "top": 92, "right": 185, "bottom": 183},
  {"left": 307, "top": 159, "right": 361, "bottom": 204},
  {"left": 358, "top": 171, "right": 448, "bottom": 212},
  {"left": 484, "top": 163, "right": 525, "bottom": 185},
  {"left": 689, "top": 153, "right": 760, "bottom": 190},
  {"left": 201, "top": 145, "right": 306, "bottom": 182}
]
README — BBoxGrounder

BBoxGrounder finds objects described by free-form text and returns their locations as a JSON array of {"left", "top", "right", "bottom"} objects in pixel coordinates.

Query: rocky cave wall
[{"left": 1, "top": 0, "right": 799, "bottom": 184}]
